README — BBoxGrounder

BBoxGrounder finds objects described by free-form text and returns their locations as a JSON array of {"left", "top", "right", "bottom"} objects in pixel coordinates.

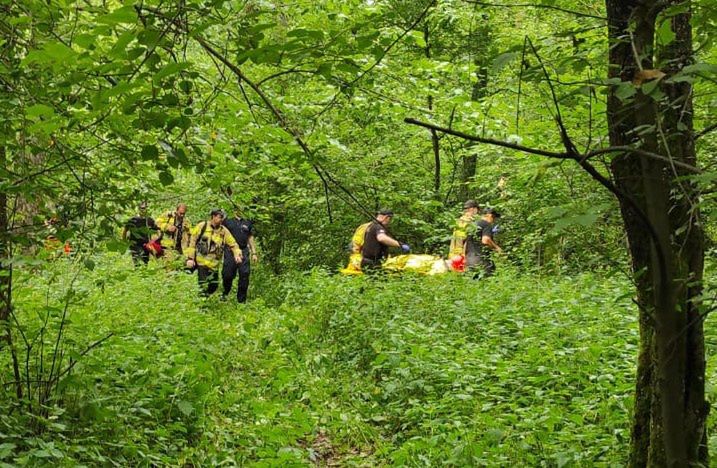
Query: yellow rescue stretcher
[{"left": 340, "top": 254, "right": 457, "bottom": 276}]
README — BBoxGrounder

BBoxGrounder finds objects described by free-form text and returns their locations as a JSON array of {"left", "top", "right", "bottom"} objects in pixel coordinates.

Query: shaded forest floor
[{"left": 2, "top": 255, "right": 716, "bottom": 466}]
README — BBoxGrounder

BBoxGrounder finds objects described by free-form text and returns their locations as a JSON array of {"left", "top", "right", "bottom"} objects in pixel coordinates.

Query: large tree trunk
[{"left": 605, "top": 1, "right": 707, "bottom": 465}]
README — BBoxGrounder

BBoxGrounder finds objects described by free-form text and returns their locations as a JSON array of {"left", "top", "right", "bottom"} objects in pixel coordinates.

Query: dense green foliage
[
  {"left": 2, "top": 0, "right": 717, "bottom": 464},
  {"left": 0, "top": 256, "right": 714, "bottom": 465}
]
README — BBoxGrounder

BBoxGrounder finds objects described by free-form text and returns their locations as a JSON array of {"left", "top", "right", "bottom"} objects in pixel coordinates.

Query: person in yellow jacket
[
  {"left": 156, "top": 203, "right": 192, "bottom": 255},
  {"left": 185, "top": 209, "right": 242, "bottom": 296},
  {"left": 341, "top": 221, "right": 371, "bottom": 274},
  {"left": 449, "top": 200, "right": 480, "bottom": 260}
]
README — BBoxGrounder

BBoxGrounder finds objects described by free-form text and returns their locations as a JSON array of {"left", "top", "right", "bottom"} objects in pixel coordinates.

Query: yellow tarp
[{"left": 340, "top": 254, "right": 450, "bottom": 276}]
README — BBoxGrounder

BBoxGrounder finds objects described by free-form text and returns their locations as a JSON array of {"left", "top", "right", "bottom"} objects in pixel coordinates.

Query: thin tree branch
[
  {"left": 405, "top": 117, "right": 574, "bottom": 158},
  {"left": 695, "top": 122, "right": 717, "bottom": 141},
  {"left": 464, "top": 1, "right": 606, "bottom": 20}
]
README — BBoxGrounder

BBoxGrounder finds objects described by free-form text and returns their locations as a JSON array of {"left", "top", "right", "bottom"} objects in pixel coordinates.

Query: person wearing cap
[
  {"left": 221, "top": 207, "right": 258, "bottom": 303},
  {"left": 468, "top": 207, "right": 503, "bottom": 277},
  {"left": 360, "top": 209, "right": 410, "bottom": 271},
  {"left": 122, "top": 202, "right": 159, "bottom": 266},
  {"left": 185, "top": 209, "right": 243, "bottom": 296},
  {"left": 449, "top": 200, "right": 480, "bottom": 260}
]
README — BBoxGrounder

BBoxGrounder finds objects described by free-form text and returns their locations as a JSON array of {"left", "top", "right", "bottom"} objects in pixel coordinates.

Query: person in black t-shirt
[
  {"left": 221, "top": 209, "right": 258, "bottom": 303},
  {"left": 122, "top": 202, "right": 159, "bottom": 266},
  {"left": 360, "top": 209, "right": 410, "bottom": 271},
  {"left": 467, "top": 207, "right": 503, "bottom": 277}
]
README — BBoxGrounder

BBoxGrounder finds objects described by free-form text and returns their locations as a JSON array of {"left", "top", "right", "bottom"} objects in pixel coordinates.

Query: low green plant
[{"left": 1, "top": 256, "right": 715, "bottom": 465}]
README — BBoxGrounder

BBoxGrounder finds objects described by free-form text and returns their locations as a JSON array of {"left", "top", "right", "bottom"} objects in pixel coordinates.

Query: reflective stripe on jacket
[
  {"left": 185, "top": 221, "right": 241, "bottom": 269},
  {"left": 449, "top": 213, "right": 474, "bottom": 257},
  {"left": 156, "top": 211, "right": 192, "bottom": 250}
]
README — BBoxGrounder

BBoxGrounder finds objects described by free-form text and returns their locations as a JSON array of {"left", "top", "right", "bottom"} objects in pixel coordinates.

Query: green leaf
[
  {"left": 22, "top": 41, "right": 76, "bottom": 66},
  {"left": 25, "top": 104, "right": 54, "bottom": 119},
  {"left": 152, "top": 62, "right": 190, "bottom": 84},
  {"left": 614, "top": 82, "right": 637, "bottom": 101},
  {"left": 97, "top": 6, "right": 138, "bottom": 25},
  {"left": 0, "top": 443, "right": 16, "bottom": 460},
  {"left": 656, "top": 19, "right": 676, "bottom": 45},
  {"left": 105, "top": 240, "right": 129, "bottom": 252},
  {"left": 141, "top": 145, "right": 158, "bottom": 161},
  {"left": 177, "top": 400, "right": 194, "bottom": 416},
  {"left": 110, "top": 30, "right": 137, "bottom": 58},
  {"left": 159, "top": 171, "right": 174, "bottom": 185},
  {"left": 408, "top": 30, "right": 426, "bottom": 48}
]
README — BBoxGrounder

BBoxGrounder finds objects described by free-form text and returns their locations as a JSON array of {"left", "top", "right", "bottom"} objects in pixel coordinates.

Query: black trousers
[
  {"left": 130, "top": 244, "right": 149, "bottom": 266},
  {"left": 470, "top": 256, "right": 495, "bottom": 279},
  {"left": 222, "top": 248, "right": 251, "bottom": 303},
  {"left": 197, "top": 266, "right": 219, "bottom": 296}
]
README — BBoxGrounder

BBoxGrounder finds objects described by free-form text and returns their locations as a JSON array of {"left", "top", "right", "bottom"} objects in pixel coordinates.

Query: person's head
[
  {"left": 210, "top": 208, "right": 225, "bottom": 226},
  {"left": 138, "top": 201, "right": 148, "bottom": 214},
  {"left": 482, "top": 207, "right": 501, "bottom": 223},
  {"left": 376, "top": 209, "right": 394, "bottom": 225},
  {"left": 463, "top": 199, "right": 480, "bottom": 215},
  {"left": 176, "top": 203, "right": 187, "bottom": 217}
]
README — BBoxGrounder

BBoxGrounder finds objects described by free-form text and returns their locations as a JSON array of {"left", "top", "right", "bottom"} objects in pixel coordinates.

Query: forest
[{"left": 1, "top": 0, "right": 716, "bottom": 465}]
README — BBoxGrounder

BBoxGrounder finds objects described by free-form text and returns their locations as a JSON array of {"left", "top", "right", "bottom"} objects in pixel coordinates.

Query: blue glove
[
  {"left": 400, "top": 243, "right": 411, "bottom": 253},
  {"left": 492, "top": 224, "right": 500, "bottom": 235}
]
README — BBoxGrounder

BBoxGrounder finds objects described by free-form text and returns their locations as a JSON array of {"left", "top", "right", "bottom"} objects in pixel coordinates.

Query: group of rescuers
[
  {"left": 121, "top": 199, "right": 503, "bottom": 301},
  {"left": 121, "top": 202, "right": 257, "bottom": 303},
  {"left": 349, "top": 200, "right": 502, "bottom": 277}
]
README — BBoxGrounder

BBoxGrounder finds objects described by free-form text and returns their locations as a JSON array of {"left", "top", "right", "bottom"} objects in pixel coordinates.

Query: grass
[{"left": 0, "top": 253, "right": 714, "bottom": 466}]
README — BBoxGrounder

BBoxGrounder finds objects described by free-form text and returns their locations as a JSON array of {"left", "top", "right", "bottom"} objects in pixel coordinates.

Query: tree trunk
[
  {"left": 605, "top": 1, "right": 707, "bottom": 465},
  {"left": 423, "top": 22, "right": 441, "bottom": 197},
  {"left": 0, "top": 146, "right": 22, "bottom": 399},
  {"left": 460, "top": 13, "right": 490, "bottom": 201}
]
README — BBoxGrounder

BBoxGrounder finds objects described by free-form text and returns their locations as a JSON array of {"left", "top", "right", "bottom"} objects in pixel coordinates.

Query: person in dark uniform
[
  {"left": 122, "top": 202, "right": 159, "bottom": 266},
  {"left": 467, "top": 207, "right": 503, "bottom": 277},
  {"left": 221, "top": 208, "right": 258, "bottom": 303},
  {"left": 360, "top": 209, "right": 410, "bottom": 272}
]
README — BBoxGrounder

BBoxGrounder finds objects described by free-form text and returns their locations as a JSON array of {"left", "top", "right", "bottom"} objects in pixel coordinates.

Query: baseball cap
[
  {"left": 483, "top": 207, "right": 501, "bottom": 218},
  {"left": 463, "top": 200, "right": 479, "bottom": 210},
  {"left": 377, "top": 209, "right": 394, "bottom": 216},
  {"left": 210, "top": 208, "right": 226, "bottom": 217}
]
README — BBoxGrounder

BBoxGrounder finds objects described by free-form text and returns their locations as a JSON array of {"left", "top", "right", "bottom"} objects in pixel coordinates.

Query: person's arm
[
  {"left": 376, "top": 232, "right": 401, "bottom": 248},
  {"left": 185, "top": 223, "right": 201, "bottom": 267},
  {"left": 181, "top": 218, "right": 192, "bottom": 249},
  {"left": 377, "top": 232, "right": 410, "bottom": 252},
  {"left": 223, "top": 228, "right": 243, "bottom": 263},
  {"left": 248, "top": 234, "right": 258, "bottom": 263},
  {"left": 481, "top": 234, "right": 503, "bottom": 253}
]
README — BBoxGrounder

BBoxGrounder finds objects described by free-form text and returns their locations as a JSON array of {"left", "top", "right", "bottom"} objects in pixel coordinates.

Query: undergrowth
[{"left": 1, "top": 254, "right": 715, "bottom": 466}]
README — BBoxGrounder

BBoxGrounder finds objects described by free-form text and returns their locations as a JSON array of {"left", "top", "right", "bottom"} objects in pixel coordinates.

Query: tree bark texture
[{"left": 605, "top": 1, "right": 707, "bottom": 466}]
